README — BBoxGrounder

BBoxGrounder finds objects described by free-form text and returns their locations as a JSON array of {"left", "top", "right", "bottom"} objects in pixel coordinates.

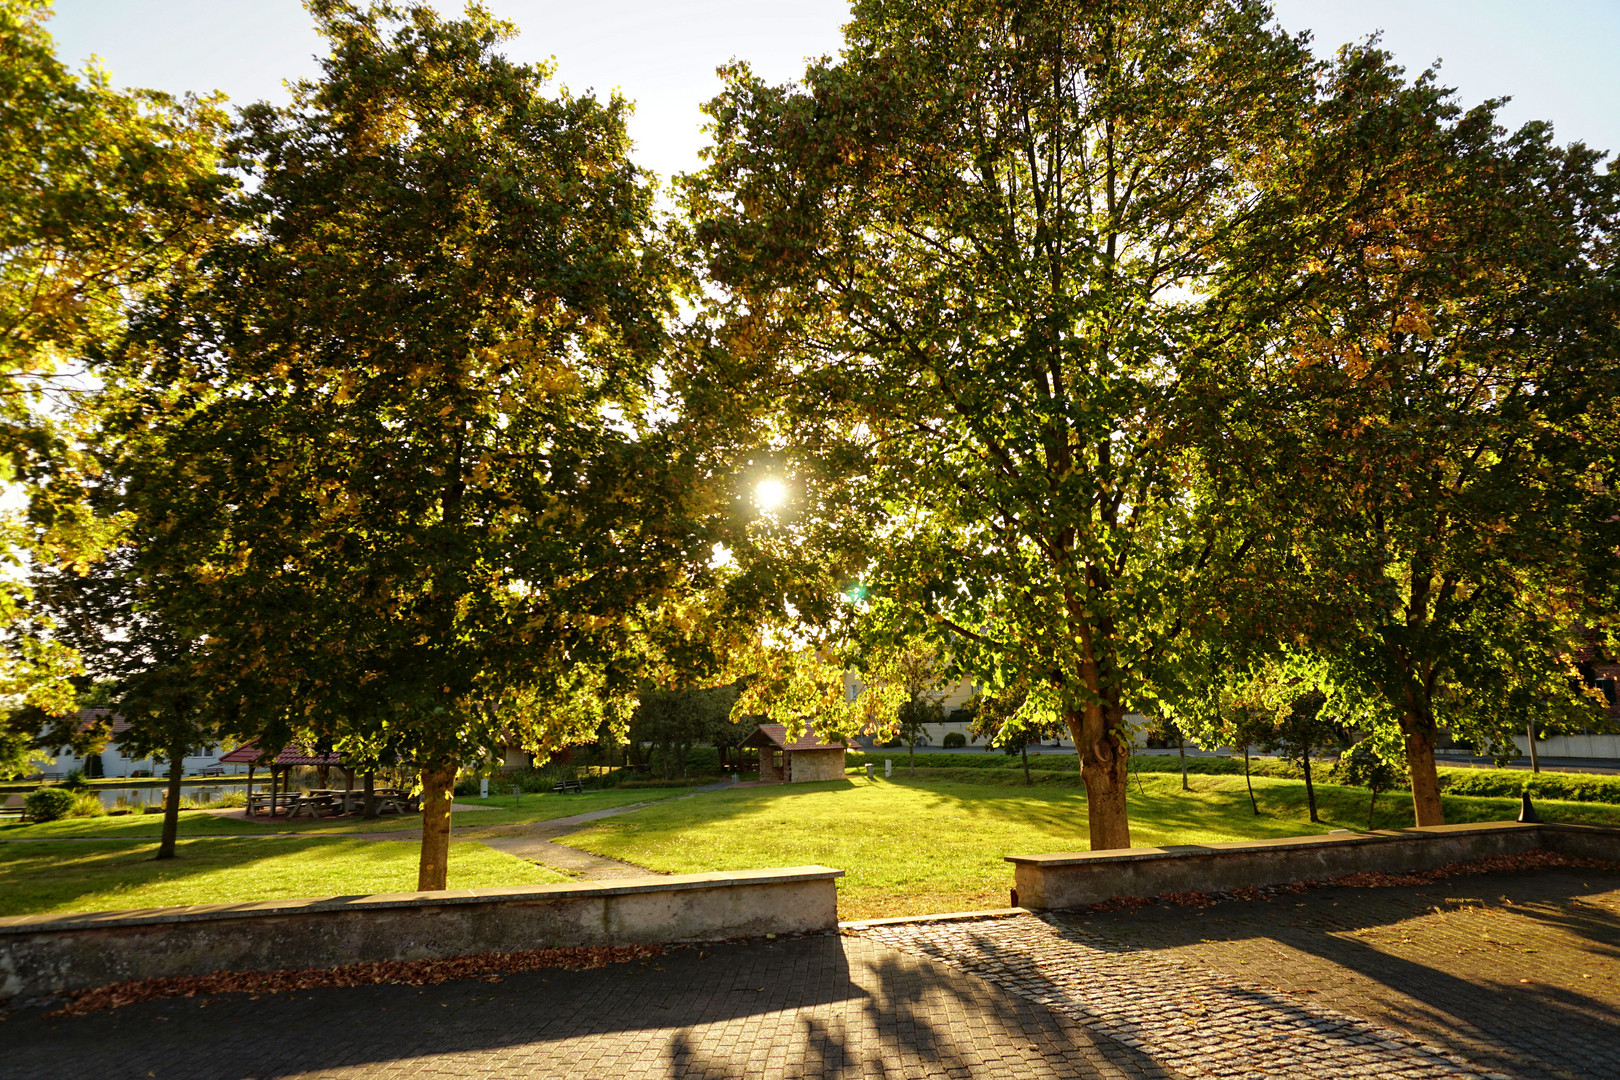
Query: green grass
[
  {"left": 0, "top": 787, "right": 681, "bottom": 839},
  {"left": 0, "top": 837, "right": 567, "bottom": 917},
  {"left": 562, "top": 770, "right": 1620, "bottom": 919}
]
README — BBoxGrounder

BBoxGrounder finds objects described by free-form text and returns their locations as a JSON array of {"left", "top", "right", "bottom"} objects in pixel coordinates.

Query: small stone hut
[{"left": 742, "top": 723, "right": 847, "bottom": 783}]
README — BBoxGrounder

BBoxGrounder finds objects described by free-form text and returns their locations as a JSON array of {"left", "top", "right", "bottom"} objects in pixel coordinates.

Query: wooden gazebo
[{"left": 219, "top": 740, "right": 347, "bottom": 817}]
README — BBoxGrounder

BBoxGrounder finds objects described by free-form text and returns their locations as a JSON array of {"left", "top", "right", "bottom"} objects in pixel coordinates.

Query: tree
[
  {"left": 632, "top": 684, "right": 738, "bottom": 779},
  {"left": 1244, "top": 48, "right": 1620, "bottom": 826},
  {"left": 0, "top": 0, "right": 228, "bottom": 714},
  {"left": 28, "top": 547, "right": 217, "bottom": 859},
  {"left": 688, "top": 0, "right": 1335, "bottom": 849},
  {"left": 101, "top": 2, "right": 705, "bottom": 889},
  {"left": 1253, "top": 691, "right": 1349, "bottom": 825},
  {"left": 887, "top": 648, "right": 945, "bottom": 776},
  {"left": 966, "top": 682, "right": 1062, "bottom": 786},
  {"left": 1333, "top": 737, "right": 1405, "bottom": 830}
]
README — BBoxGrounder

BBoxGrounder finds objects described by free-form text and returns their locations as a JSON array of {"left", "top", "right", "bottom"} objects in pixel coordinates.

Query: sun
[{"left": 755, "top": 478, "right": 788, "bottom": 512}]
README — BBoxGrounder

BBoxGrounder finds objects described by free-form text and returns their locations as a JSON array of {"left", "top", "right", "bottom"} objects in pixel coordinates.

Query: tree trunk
[
  {"left": 1401, "top": 715, "right": 1446, "bottom": 826},
  {"left": 1177, "top": 732, "right": 1189, "bottom": 791},
  {"left": 1301, "top": 746, "right": 1319, "bottom": 823},
  {"left": 1526, "top": 721, "right": 1540, "bottom": 773},
  {"left": 363, "top": 770, "right": 377, "bottom": 819},
  {"left": 156, "top": 740, "right": 186, "bottom": 860},
  {"left": 1071, "top": 705, "right": 1131, "bottom": 849},
  {"left": 1368, "top": 789, "right": 1378, "bottom": 830},
  {"left": 1243, "top": 743, "right": 1258, "bottom": 815},
  {"left": 416, "top": 760, "right": 457, "bottom": 891},
  {"left": 909, "top": 739, "right": 916, "bottom": 777},
  {"left": 1021, "top": 742, "right": 1031, "bottom": 786}
]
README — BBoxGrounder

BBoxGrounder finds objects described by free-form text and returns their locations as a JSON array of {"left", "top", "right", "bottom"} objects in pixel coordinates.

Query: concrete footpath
[{"left": 6, "top": 865, "right": 1619, "bottom": 1079}]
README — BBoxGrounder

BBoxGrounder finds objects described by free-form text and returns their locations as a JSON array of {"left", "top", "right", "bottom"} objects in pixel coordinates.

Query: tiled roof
[
  {"left": 217, "top": 739, "right": 344, "bottom": 766},
  {"left": 741, "top": 723, "right": 845, "bottom": 752}
]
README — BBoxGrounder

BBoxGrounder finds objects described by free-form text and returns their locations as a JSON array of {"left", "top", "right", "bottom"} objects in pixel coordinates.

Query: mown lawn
[
  {"left": 561, "top": 770, "right": 1620, "bottom": 919},
  {"left": 0, "top": 837, "right": 567, "bottom": 917},
  {"left": 0, "top": 786, "right": 683, "bottom": 839}
]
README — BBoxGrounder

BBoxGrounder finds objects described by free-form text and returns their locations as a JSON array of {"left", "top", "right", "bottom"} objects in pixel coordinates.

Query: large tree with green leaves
[
  {"left": 0, "top": 0, "right": 228, "bottom": 713},
  {"left": 1238, "top": 49, "right": 1620, "bottom": 826},
  {"left": 103, "top": 1, "right": 708, "bottom": 889},
  {"left": 687, "top": 0, "right": 1324, "bottom": 848}
]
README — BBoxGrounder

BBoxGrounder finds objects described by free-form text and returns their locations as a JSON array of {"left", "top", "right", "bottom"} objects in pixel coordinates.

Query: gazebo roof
[
  {"left": 741, "top": 723, "right": 845, "bottom": 752},
  {"left": 218, "top": 739, "right": 343, "bottom": 766}
]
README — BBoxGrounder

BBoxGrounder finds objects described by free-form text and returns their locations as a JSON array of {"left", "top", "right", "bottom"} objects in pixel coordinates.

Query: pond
[{"left": 93, "top": 784, "right": 245, "bottom": 810}]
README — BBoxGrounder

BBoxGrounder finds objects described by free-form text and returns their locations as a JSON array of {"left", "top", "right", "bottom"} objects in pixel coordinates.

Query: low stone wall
[
  {"left": 0, "top": 865, "right": 843, "bottom": 999},
  {"left": 1007, "top": 822, "right": 1620, "bottom": 911}
]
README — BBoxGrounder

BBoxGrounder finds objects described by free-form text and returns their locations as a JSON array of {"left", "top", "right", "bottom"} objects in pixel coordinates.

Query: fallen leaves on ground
[{"left": 49, "top": 944, "right": 665, "bottom": 1018}]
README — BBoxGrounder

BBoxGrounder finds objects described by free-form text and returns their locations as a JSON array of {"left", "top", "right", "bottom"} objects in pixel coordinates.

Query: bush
[
  {"left": 61, "top": 768, "right": 89, "bottom": 790},
  {"left": 68, "top": 792, "right": 106, "bottom": 817},
  {"left": 943, "top": 732, "right": 967, "bottom": 749},
  {"left": 1438, "top": 767, "right": 1620, "bottom": 804},
  {"left": 24, "top": 787, "right": 76, "bottom": 822}
]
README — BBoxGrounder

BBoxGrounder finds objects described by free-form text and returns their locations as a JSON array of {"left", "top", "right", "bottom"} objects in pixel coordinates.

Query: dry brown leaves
[
  {"left": 1080, "top": 848, "right": 1617, "bottom": 916},
  {"left": 49, "top": 943, "right": 666, "bottom": 1018}
]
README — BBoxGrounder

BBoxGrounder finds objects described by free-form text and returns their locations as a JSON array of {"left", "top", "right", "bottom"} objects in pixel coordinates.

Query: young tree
[
  {"left": 103, "top": 2, "right": 706, "bottom": 889},
  {"left": 28, "top": 548, "right": 216, "bottom": 859},
  {"left": 688, "top": 0, "right": 1325, "bottom": 849},
  {"left": 966, "top": 682, "right": 1062, "bottom": 786},
  {"left": 1333, "top": 737, "right": 1406, "bottom": 830}
]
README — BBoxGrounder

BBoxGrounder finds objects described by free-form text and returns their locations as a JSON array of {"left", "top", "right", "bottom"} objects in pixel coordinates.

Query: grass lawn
[
  {"left": 0, "top": 837, "right": 567, "bottom": 917},
  {"left": 0, "top": 787, "right": 682, "bottom": 840},
  {"left": 561, "top": 770, "right": 1620, "bottom": 919}
]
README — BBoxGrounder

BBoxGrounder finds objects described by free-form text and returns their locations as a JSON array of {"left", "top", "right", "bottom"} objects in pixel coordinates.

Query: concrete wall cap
[
  {"left": 0, "top": 865, "right": 845, "bottom": 935},
  {"left": 1004, "top": 821, "right": 1560, "bottom": 866}
]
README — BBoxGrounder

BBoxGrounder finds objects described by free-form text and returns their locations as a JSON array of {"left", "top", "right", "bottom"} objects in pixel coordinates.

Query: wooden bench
[{"left": 552, "top": 779, "right": 584, "bottom": 794}]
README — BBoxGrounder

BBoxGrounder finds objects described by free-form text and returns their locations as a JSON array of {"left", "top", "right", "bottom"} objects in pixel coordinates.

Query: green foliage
[
  {"left": 1439, "top": 768, "right": 1620, "bottom": 805},
  {"left": 23, "top": 786, "right": 74, "bottom": 822},
  {"left": 942, "top": 732, "right": 967, "bottom": 749},
  {"left": 0, "top": 0, "right": 231, "bottom": 715},
  {"left": 633, "top": 686, "right": 738, "bottom": 780}
]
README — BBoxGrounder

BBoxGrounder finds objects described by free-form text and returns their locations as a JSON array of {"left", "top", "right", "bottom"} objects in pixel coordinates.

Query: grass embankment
[
  {"left": 562, "top": 770, "right": 1620, "bottom": 919},
  {"left": 0, "top": 838, "right": 567, "bottom": 917},
  {"left": 0, "top": 787, "right": 678, "bottom": 839}
]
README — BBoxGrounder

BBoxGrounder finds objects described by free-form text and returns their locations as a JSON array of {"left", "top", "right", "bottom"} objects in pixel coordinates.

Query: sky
[{"left": 43, "top": 0, "right": 1620, "bottom": 184}]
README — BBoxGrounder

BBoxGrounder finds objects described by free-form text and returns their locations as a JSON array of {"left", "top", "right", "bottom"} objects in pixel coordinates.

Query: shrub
[
  {"left": 942, "top": 732, "right": 967, "bottom": 748},
  {"left": 68, "top": 792, "right": 106, "bottom": 817},
  {"left": 1438, "top": 767, "right": 1620, "bottom": 804},
  {"left": 24, "top": 787, "right": 76, "bottom": 822},
  {"left": 61, "top": 768, "right": 89, "bottom": 790}
]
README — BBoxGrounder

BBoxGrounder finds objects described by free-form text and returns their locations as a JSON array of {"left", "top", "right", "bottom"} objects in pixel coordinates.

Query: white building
[{"left": 29, "top": 709, "right": 241, "bottom": 780}]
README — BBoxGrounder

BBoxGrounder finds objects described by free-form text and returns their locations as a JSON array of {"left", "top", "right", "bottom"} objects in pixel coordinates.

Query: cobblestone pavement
[
  {"left": 2, "top": 934, "right": 1179, "bottom": 1080},
  {"left": 851, "top": 868, "right": 1620, "bottom": 1080},
  {"left": 6, "top": 869, "right": 1617, "bottom": 1079}
]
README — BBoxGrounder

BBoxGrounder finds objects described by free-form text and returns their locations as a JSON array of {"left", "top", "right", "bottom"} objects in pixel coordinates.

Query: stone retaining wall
[
  {"left": 1007, "top": 822, "right": 1620, "bottom": 911},
  {"left": 0, "top": 866, "right": 843, "bottom": 999}
]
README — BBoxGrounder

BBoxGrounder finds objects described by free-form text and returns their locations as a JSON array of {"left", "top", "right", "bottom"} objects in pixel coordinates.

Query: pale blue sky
[{"left": 45, "top": 1, "right": 1620, "bottom": 182}]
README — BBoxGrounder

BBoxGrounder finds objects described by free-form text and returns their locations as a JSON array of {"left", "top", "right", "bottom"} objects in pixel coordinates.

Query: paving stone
[{"left": 851, "top": 867, "right": 1620, "bottom": 1080}]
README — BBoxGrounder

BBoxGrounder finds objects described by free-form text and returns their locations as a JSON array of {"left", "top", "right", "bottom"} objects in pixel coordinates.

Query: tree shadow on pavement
[{"left": 3, "top": 932, "right": 1184, "bottom": 1080}]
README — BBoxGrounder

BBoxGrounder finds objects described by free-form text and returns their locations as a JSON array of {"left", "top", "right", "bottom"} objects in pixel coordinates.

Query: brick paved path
[
  {"left": 5, "top": 868, "right": 1616, "bottom": 1079},
  {"left": 852, "top": 868, "right": 1620, "bottom": 1080},
  {"left": 3, "top": 934, "right": 1178, "bottom": 1080}
]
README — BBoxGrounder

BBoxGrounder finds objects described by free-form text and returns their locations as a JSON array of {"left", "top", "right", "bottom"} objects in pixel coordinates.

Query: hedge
[
  {"left": 1438, "top": 767, "right": 1620, "bottom": 804},
  {"left": 24, "top": 787, "right": 76, "bottom": 822}
]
